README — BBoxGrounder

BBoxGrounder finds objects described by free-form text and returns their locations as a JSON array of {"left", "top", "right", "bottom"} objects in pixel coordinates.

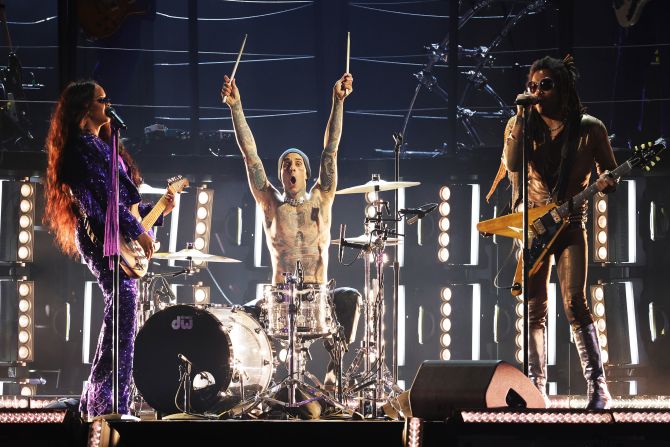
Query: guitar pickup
[
  {"left": 532, "top": 219, "right": 546, "bottom": 235},
  {"left": 550, "top": 209, "right": 561, "bottom": 223}
]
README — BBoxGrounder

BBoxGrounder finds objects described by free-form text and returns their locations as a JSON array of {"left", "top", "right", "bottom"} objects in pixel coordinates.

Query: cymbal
[
  {"left": 331, "top": 234, "right": 401, "bottom": 246},
  {"left": 153, "top": 248, "right": 241, "bottom": 263},
  {"left": 336, "top": 179, "right": 420, "bottom": 195}
]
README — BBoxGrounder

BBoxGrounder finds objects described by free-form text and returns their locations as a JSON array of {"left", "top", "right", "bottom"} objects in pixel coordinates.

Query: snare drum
[
  {"left": 133, "top": 304, "right": 274, "bottom": 414},
  {"left": 260, "top": 283, "right": 336, "bottom": 339}
]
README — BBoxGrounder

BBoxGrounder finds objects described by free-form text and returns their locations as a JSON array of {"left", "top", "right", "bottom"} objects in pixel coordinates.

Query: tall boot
[
  {"left": 528, "top": 326, "right": 551, "bottom": 408},
  {"left": 573, "top": 323, "right": 612, "bottom": 410}
]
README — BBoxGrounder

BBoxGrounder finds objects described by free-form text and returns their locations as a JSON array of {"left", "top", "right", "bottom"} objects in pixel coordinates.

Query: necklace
[
  {"left": 282, "top": 193, "right": 308, "bottom": 207},
  {"left": 547, "top": 121, "right": 565, "bottom": 132}
]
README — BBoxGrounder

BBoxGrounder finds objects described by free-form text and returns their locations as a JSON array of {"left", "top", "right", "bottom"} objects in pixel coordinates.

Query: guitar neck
[
  {"left": 556, "top": 160, "right": 633, "bottom": 218},
  {"left": 140, "top": 196, "right": 168, "bottom": 232}
]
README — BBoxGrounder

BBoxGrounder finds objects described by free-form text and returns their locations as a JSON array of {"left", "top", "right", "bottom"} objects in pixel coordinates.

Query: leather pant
[{"left": 527, "top": 222, "right": 593, "bottom": 331}]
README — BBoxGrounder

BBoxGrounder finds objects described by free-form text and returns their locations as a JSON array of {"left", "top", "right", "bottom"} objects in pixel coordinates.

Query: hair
[
  {"left": 527, "top": 55, "right": 585, "bottom": 142},
  {"left": 44, "top": 80, "right": 142, "bottom": 256}
]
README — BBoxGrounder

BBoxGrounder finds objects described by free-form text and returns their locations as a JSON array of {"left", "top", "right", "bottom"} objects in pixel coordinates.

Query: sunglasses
[
  {"left": 96, "top": 97, "right": 112, "bottom": 104},
  {"left": 526, "top": 78, "right": 555, "bottom": 94}
]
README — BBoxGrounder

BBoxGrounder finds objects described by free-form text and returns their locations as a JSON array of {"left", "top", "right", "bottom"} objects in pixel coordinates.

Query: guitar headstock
[
  {"left": 167, "top": 175, "right": 190, "bottom": 194},
  {"left": 631, "top": 138, "right": 666, "bottom": 172}
]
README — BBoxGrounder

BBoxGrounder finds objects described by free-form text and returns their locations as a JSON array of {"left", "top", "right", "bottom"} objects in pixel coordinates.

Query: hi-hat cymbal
[
  {"left": 336, "top": 179, "right": 420, "bottom": 195},
  {"left": 153, "top": 248, "right": 241, "bottom": 263},
  {"left": 331, "top": 234, "right": 401, "bottom": 246}
]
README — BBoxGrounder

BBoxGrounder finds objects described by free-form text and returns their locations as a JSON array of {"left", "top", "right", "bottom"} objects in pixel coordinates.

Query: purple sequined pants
[{"left": 77, "top": 231, "right": 138, "bottom": 418}]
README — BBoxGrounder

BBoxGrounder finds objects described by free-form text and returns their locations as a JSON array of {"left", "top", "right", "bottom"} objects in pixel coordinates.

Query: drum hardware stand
[
  {"left": 220, "top": 262, "right": 354, "bottom": 419},
  {"left": 338, "top": 193, "right": 404, "bottom": 417}
]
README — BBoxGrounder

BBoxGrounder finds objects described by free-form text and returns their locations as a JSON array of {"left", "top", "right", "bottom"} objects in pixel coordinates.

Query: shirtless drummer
[{"left": 221, "top": 72, "right": 360, "bottom": 390}]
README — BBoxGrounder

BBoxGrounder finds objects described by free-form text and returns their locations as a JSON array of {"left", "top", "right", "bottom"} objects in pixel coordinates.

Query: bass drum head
[{"left": 133, "top": 305, "right": 232, "bottom": 414}]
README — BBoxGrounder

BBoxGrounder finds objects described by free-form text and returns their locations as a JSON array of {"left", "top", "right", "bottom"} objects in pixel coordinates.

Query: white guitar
[{"left": 120, "top": 176, "right": 189, "bottom": 278}]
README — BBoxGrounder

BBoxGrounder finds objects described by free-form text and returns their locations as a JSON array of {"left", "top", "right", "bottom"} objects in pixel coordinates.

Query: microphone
[
  {"left": 514, "top": 93, "right": 540, "bottom": 106},
  {"left": 105, "top": 106, "right": 127, "bottom": 129},
  {"left": 400, "top": 203, "right": 438, "bottom": 225},
  {"left": 177, "top": 353, "right": 192, "bottom": 365},
  {"left": 338, "top": 224, "right": 346, "bottom": 263}
]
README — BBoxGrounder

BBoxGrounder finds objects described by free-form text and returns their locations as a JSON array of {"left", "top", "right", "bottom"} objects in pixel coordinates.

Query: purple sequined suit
[{"left": 64, "top": 133, "right": 162, "bottom": 417}]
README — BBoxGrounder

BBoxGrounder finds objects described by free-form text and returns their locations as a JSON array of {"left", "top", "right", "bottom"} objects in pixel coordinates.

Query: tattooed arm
[
  {"left": 222, "top": 76, "right": 277, "bottom": 204},
  {"left": 316, "top": 73, "right": 353, "bottom": 199}
]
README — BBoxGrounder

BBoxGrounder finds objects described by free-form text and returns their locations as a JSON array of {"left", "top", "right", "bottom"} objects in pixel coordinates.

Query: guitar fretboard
[
  {"left": 555, "top": 160, "right": 633, "bottom": 219},
  {"left": 140, "top": 196, "right": 168, "bottom": 231}
]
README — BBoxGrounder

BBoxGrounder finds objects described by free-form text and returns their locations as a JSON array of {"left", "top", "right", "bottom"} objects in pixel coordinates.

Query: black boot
[
  {"left": 573, "top": 323, "right": 612, "bottom": 410},
  {"left": 528, "top": 326, "right": 551, "bottom": 408}
]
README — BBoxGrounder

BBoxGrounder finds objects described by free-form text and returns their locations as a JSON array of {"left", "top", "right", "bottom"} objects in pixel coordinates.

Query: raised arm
[
  {"left": 317, "top": 73, "right": 353, "bottom": 198},
  {"left": 222, "top": 76, "right": 276, "bottom": 204}
]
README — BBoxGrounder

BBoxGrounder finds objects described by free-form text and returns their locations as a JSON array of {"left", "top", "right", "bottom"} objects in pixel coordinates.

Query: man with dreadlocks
[{"left": 491, "top": 56, "right": 617, "bottom": 409}]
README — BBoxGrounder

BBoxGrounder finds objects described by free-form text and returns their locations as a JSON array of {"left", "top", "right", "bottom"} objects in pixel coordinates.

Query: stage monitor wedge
[{"left": 409, "top": 360, "right": 546, "bottom": 421}]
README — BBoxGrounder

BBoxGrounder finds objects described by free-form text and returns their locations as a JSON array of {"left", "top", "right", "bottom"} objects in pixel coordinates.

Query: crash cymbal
[
  {"left": 331, "top": 234, "right": 401, "bottom": 246},
  {"left": 336, "top": 179, "right": 420, "bottom": 195},
  {"left": 153, "top": 248, "right": 241, "bottom": 263}
]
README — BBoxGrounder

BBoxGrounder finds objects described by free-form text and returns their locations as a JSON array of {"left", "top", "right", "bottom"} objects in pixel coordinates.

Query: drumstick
[
  {"left": 346, "top": 31, "right": 350, "bottom": 74},
  {"left": 223, "top": 34, "right": 247, "bottom": 104},
  {"left": 345, "top": 32, "right": 350, "bottom": 95}
]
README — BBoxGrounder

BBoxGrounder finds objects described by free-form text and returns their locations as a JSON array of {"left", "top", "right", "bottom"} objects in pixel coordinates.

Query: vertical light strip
[
  {"left": 471, "top": 283, "right": 481, "bottom": 360},
  {"left": 254, "top": 203, "right": 264, "bottom": 267},
  {"left": 623, "top": 281, "right": 639, "bottom": 364},
  {"left": 398, "top": 188, "right": 405, "bottom": 267},
  {"left": 493, "top": 304, "right": 500, "bottom": 344},
  {"left": 469, "top": 184, "right": 480, "bottom": 265},
  {"left": 65, "top": 302, "right": 71, "bottom": 342},
  {"left": 626, "top": 180, "right": 637, "bottom": 263},
  {"left": 629, "top": 380, "right": 638, "bottom": 396},
  {"left": 548, "top": 282, "right": 557, "bottom": 365},
  {"left": 417, "top": 306, "right": 424, "bottom": 345},
  {"left": 236, "top": 207, "right": 243, "bottom": 246},
  {"left": 649, "top": 302, "right": 657, "bottom": 342},
  {"left": 82, "top": 281, "right": 93, "bottom": 364},
  {"left": 398, "top": 285, "right": 405, "bottom": 367},
  {"left": 167, "top": 192, "right": 181, "bottom": 267},
  {"left": 256, "top": 283, "right": 267, "bottom": 302},
  {"left": 649, "top": 201, "right": 656, "bottom": 242},
  {"left": 548, "top": 382, "right": 557, "bottom": 396}
]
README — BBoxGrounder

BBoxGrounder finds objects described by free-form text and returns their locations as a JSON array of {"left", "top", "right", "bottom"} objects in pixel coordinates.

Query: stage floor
[{"left": 3, "top": 406, "right": 670, "bottom": 447}]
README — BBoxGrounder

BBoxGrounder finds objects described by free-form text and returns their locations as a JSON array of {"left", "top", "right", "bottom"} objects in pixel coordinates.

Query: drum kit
[{"left": 131, "top": 176, "right": 432, "bottom": 419}]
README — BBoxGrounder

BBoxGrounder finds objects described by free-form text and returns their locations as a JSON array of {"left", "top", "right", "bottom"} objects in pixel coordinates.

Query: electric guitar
[
  {"left": 477, "top": 138, "right": 666, "bottom": 294},
  {"left": 120, "top": 176, "right": 189, "bottom": 278}
]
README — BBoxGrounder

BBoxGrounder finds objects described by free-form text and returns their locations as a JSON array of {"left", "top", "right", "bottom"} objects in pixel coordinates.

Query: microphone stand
[
  {"left": 111, "top": 124, "right": 122, "bottom": 416},
  {"left": 521, "top": 105, "right": 530, "bottom": 377},
  {"left": 391, "top": 133, "right": 402, "bottom": 385}
]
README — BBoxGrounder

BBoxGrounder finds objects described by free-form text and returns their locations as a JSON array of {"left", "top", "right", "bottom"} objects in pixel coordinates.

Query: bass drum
[{"left": 133, "top": 304, "right": 273, "bottom": 415}]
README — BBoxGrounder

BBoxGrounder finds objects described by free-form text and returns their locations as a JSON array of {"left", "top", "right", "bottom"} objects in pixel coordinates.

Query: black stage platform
[{"left": 3, "top": 409, "right": 670, "bottom": 447}]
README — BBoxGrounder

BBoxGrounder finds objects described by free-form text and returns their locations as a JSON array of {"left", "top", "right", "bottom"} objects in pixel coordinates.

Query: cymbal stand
[{"left": 341, "top": 198, "right": 403, "bottom": 417}]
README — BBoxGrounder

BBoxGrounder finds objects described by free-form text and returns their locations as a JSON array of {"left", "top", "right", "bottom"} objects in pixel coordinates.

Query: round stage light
[
  {"left": 18, "top": 283, "right": 31, "bottom": 297},
  {"left": 198, "top": 190, "right": 211, "bottom": 205},
  {"left": 439, "top": 186, "right": 451, "bottom": 201},
  {"left": 20, "top": 183, "right": 33, "bottom": 197}
]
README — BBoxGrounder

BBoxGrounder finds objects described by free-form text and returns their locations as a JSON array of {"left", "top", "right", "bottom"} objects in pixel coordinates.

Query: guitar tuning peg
[
  {"left": 641, "top": 143, "right": 646, "bottom": 149},
  {"left": 655, "top": 156, "right": 661, "bottom": 162},
  {"left": 644, "top": 166, "right": 651, "bottom": 172},
  {"left": 651, "top": 161, "right": 656, "bottom": 167}
]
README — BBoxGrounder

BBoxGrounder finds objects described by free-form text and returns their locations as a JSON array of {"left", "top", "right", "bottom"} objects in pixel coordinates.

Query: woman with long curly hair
[{"left": 44, "top": 80, "right": 174, "bottom": 418}]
